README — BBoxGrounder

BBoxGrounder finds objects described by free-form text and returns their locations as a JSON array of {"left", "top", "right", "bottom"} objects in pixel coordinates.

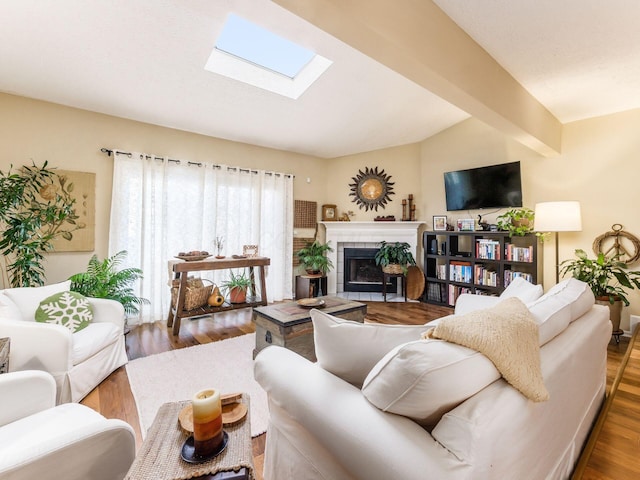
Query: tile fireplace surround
[{"left": 320, "top": 221, "right": 424, "bottom": 295}]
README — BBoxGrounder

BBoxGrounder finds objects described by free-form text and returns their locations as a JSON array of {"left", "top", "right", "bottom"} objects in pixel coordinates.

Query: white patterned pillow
[{"left": 35, "top": 291, "right": 93, "bottom": 333}]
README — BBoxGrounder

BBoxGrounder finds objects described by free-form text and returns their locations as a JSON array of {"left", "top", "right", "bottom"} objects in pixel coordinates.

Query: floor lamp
[{"left": 534, "top": 201, "right": 582, "bottom": 284}]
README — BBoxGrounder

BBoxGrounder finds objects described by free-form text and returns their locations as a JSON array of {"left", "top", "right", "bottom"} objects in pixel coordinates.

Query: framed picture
[
  {"left": 243, "top": 245, "right": 259, "bottom": 257},
  {"left": 322, "top": 204, "right": 337, "bottom": 221},
  {"left": 433, "top": 215, "right": 447, "bottom": 231},
  {"left": 458, "top": 218, "right": 475, "bottom": 231}
]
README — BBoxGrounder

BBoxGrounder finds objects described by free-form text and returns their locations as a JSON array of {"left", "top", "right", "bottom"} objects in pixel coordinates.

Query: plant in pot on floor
[
  {"left": 221, "top": 270, "right": 252, "bottom": 304},
  {"left": 69, "top": 250, "right": 149, "bottom": 331},
  {"left": 374, "top": 241, "right": 416, "bottom": 275},
  {"left": 296, "top": 240, "right": 334, "bottom": 275},
  {"left": 559, "top": 249, "right": 640, "bottom": 339}
]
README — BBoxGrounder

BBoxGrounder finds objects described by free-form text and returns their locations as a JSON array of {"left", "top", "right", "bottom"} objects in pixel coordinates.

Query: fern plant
[{"left": 69, "top": 250, "right": 149, "bottom": 316}]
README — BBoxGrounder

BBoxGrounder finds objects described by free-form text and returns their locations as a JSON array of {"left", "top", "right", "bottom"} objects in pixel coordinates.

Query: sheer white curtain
[{"left": 109, "top": 152, "right": 293, "bottom": 324}]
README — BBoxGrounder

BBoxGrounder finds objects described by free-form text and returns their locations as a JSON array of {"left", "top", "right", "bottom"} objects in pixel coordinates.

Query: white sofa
[
  {"left": 0, "top": 370, "right": 135, "bottom": 480},
  {"left": 0, "top": 281, "right": 128, "bottom": 403},
  {"left": 255, "top": 279, "right": 612, "bottom": 480}
]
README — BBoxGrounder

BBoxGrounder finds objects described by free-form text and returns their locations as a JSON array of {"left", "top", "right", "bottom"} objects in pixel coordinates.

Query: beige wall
[
  {"left": 3, "top": 92, "right": 640, "bottom": 329},
  {"left": 420, "top": 112, "right": 640, "bottom": 330},
  {"left": 0, "top": 93, "right": 327, "bottom": 287}
]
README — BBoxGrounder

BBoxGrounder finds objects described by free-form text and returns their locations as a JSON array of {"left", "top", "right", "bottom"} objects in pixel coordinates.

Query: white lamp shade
[{"left": 534, "top": 201, "right": 582, "bottom": 232}]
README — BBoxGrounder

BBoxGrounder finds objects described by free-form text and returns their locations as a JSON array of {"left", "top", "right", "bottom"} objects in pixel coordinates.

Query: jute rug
[{"left": 126, "top": 333, "right": 268, "bottom": 438}]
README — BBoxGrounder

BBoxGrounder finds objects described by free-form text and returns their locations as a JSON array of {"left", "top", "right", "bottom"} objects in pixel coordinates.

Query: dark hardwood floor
[{"left": 81, "top": 301, "right": 629, "bottom": 480}]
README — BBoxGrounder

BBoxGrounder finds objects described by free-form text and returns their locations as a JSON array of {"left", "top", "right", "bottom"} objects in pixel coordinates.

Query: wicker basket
[
  {"left": 382, "top": 264, "right": 404, "bottom": 275},
  {"left": 171, "top": 277, "right": 214, "bottom": 311}
]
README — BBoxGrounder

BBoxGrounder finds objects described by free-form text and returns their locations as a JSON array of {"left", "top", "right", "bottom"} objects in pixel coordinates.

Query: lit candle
[{"left": 192, "top": 388, "right": 223, "bottom": 457}]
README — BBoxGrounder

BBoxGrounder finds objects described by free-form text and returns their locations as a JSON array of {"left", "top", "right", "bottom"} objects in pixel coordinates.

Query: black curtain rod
[{"left": 100, "top": 147, "right": 293, "bottom": 177}]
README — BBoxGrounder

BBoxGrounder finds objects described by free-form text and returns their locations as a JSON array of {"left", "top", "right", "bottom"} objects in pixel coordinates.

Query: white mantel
[{"left": 320, "top": 221, "right": 424, "bottom": 294}]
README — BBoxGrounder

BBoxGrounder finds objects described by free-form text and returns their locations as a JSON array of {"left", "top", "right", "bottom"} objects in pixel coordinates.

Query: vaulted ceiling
[{"left": 1, "top": 0, "right": 639, "bottom": 158}]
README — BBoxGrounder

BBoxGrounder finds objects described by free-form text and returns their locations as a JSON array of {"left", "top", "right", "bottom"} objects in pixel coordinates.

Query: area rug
[{"left": 126, "top": 333, "right": 269, "bottom": 438}]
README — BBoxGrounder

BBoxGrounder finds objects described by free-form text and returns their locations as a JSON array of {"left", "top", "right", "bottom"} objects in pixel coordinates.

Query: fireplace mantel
[{"left": 320, "top": 221, "right": 424, "bottom": 294}]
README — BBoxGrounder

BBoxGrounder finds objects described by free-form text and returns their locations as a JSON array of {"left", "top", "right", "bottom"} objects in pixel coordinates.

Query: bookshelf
[{"left": 423, "top": 231, "right": 542, "bottom": 306}]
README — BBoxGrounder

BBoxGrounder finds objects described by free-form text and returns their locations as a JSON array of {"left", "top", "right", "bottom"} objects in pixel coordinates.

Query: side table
[
  {"left": 382, "top": 273, "right": 406, "bottom": 302},
  {"left": 295, "top": 274, "right": 327, "bottom": 299},
  {"left": 125, "top": 396, "right": 254, "bottom": 480}
]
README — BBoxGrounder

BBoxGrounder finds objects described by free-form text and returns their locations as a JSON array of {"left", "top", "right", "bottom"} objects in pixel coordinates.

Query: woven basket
[
  {"left": 171, "top": 277, "right": 214, "bottom": 311},
  {"left": 382, "top": 264, "right": 404, "bottom": 275}
]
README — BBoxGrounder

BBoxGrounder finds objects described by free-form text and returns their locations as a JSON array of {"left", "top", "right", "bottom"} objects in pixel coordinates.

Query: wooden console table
[{"left": 168, "top": 257, "right": 270, "bottom": 336}]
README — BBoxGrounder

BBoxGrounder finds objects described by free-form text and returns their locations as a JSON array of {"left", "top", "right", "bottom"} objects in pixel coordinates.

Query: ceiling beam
[{"left": 273, "top": 0, "right": 562, "bottom": 156}]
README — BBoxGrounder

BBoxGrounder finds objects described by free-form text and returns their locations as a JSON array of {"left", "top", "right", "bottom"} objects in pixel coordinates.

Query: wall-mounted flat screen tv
[{"left": 444, "top": 161, "right": 522, "bottom": 211}]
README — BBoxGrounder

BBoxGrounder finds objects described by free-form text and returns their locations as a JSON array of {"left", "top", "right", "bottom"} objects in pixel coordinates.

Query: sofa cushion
[
  {"left": 361, "top": 338, "right": 500, "bottom": 429},
  {"left": 528, "top": 278, "right": 594, "bottom": 345},
  {"left": 0, "top": 293, "right": 22, "bottom": 321},
  {"left": 4, "top": 281, "right": 72, "bottom": 321},
  {"left": 72, "top": 322, "right": 121, "bottom": 365},
  {"left": 311, "top": 309, "right": 428, "bottom": 387},
  {"left": 500, "top": 277, "right": 544, "bottom": 303},
  {"left": 35, "top": 291, "right": 93, "bottom": 333}
]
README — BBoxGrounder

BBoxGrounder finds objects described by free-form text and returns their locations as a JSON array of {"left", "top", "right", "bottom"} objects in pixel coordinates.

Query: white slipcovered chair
[
  {"left": 0, "top": 370, "right": 135, "bottom": 480},
  {"left": 0, "top": 280, "right": 128, "bottom": 403}
]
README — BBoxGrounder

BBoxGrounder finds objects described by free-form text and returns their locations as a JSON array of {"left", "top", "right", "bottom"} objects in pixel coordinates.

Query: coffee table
[
  {"left": 124, "top": 396, "right": 254, "bottom": 480},
  {"left": 252, "top": 296, "right": 367, "bottom": 361}
]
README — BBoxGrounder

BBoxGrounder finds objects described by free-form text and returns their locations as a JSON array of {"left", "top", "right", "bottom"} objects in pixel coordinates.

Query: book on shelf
[
  {"left": 449, "top": 261, "right": 472, "bottom": 283},
  {"left": 504, "top": 270, "right": 533, "bottom": 286},
  {"left": 505, "top": 244, "right": 533, "bottom": 262},
  {"left": 475, "top": 239, "right": 501, "bottom": 260},
  {"left": 474, "top": 265, "right": 498, "bottom": 286},
  {"left": 448, "top": 284, "right": 472, "bottom": 306}
]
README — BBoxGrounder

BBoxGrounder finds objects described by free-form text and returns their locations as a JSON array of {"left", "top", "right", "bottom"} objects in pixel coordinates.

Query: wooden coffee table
[{"left": 252, "top": 296, "right": 367, "bottom": 361}]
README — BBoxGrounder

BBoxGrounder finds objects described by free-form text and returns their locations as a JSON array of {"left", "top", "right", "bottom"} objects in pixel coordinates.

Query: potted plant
[
  {"left": 0, "top": 161, "right": 84, "bottom": 287},
  {"left": 69, "top": 250, "right": 149, "bottom": 322},
  {"left": 221, "top": 270, "right": 252, "bottom": 304},
  {"left": 496, "top": 207, "right": 535, "bottom": 237},
  {"left": 374, "top": 241, "right": 416, "bottom": 275},
  {"left": 559, "top": 249, "right": 640, "bottom": 335},
  {"left": 296, "top": 240, "right": 334, "bottom": 275}
]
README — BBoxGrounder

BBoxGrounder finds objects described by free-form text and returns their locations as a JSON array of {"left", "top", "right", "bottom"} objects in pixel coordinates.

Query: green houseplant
[
  {"left": 0, "top": 161, "right": 83, "bottom": 287},
  {"left": 296, "top": 240, "right": 334, "bottom": 275},
  {"left": 221, "top": 270, "right": 252, "bottom": 303},
  {"left": 559, "top": 249, "right": 640, "bottom": 334},
  {"left": 374, "top": 241, "right": 416, "bottom": 275},
  {"left": 69, "top": 250, "right": 149, "bottom": 317},
  {"left": 496, "top": 207, "right": 535, "bottom": 237}
]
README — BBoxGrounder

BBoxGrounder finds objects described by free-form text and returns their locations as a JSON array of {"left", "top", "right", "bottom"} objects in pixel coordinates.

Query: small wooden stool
[{"left": 382, "top": 273, "right": 406, "bottom": 302}]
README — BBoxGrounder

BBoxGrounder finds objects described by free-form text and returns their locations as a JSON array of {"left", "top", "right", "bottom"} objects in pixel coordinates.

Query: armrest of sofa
[
  {"left": 0, "top": 320, "right": 72, "bottom": 373},
  {"left": 454, "top": 293, "right": 502, "bottom": 315},
  {"left": 88, "top": 297, "right": 126, "bottom": 330},
  {"left": 0, "top": 370, "right": 57, "bottom": 427},
  {"left": 0, "top": 404, "right": 135, "bottom": 480},
  {"left": 254, "top": 346, "right": 465, "bottom": 479}
]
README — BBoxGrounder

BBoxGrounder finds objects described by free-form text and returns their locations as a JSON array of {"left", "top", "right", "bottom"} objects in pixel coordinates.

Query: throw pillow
[
  {"left": 4, "top": 280, "right": 72, "bottom": 321},
  {"left": 35, "top": 291, "right": 93, "bottom": 333},
  {"left": 500, "top": 276, "right": 544, "bottom": 303},
  {"left": 361, "top": 338, "right": 500, "bottom": 429},
  {"left": 311, "top": 309, "right": 429, "bottom": 387}
]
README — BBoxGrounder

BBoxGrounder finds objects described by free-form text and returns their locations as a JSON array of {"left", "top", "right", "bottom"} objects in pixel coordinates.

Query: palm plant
[
  {"left": 0, "top": 161, "right": 82, "bottom": 287},
  {"left": 69, "top": 250, "right": 149, "bottom": 316}
]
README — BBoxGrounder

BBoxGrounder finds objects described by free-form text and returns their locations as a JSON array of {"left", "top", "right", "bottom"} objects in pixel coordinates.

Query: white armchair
[
  {"left": 0, "top": 281, "right": 128, "bottom": 403},
  {"left": 0, "top": 370, "right": 135, "bottom": 480}
]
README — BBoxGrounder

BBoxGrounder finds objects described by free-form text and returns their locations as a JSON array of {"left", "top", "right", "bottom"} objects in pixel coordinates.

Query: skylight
[
  {"left": 216, "top": 14, "right": 314, "bottom": 79},
  {"left": 205, "top": 14, "right": 332, "bottom": 99}
]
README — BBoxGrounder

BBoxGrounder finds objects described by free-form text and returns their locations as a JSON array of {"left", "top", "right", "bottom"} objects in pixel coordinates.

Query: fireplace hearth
[{"left": 344, "top": 248, "right": 396, "bottom": 293}]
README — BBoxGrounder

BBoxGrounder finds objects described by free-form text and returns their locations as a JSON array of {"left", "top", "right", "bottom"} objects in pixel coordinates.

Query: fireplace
[{"left": 343, "top": 248, "right": 397, "bottom": 293}]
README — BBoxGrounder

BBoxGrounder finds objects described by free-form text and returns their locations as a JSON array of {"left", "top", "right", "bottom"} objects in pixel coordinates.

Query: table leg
[
  {"left": 171, "top": 273, "right": 189, "bottom": 335},
  {"left": 259, "top": 266, "right": 267, "bottom": 305},
  {"left": 249, "top": 266, "right": 256, "bottom": 298}
]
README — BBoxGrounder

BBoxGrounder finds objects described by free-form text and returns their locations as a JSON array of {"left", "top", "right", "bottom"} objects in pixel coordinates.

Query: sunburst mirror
[{"left": 349, "top": 166, "right": 395, "bottom": 211}]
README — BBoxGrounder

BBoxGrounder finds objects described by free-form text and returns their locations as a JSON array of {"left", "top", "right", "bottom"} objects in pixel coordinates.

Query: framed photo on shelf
[
  {"left": 322, "top": 204, "right": 337, "bottom": 221},
  {"left": 433, "top": 215, "right": 447, "bottom": 231},
  {"left": 457, "top": 218, "right": 475, "bottom": 231}
]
